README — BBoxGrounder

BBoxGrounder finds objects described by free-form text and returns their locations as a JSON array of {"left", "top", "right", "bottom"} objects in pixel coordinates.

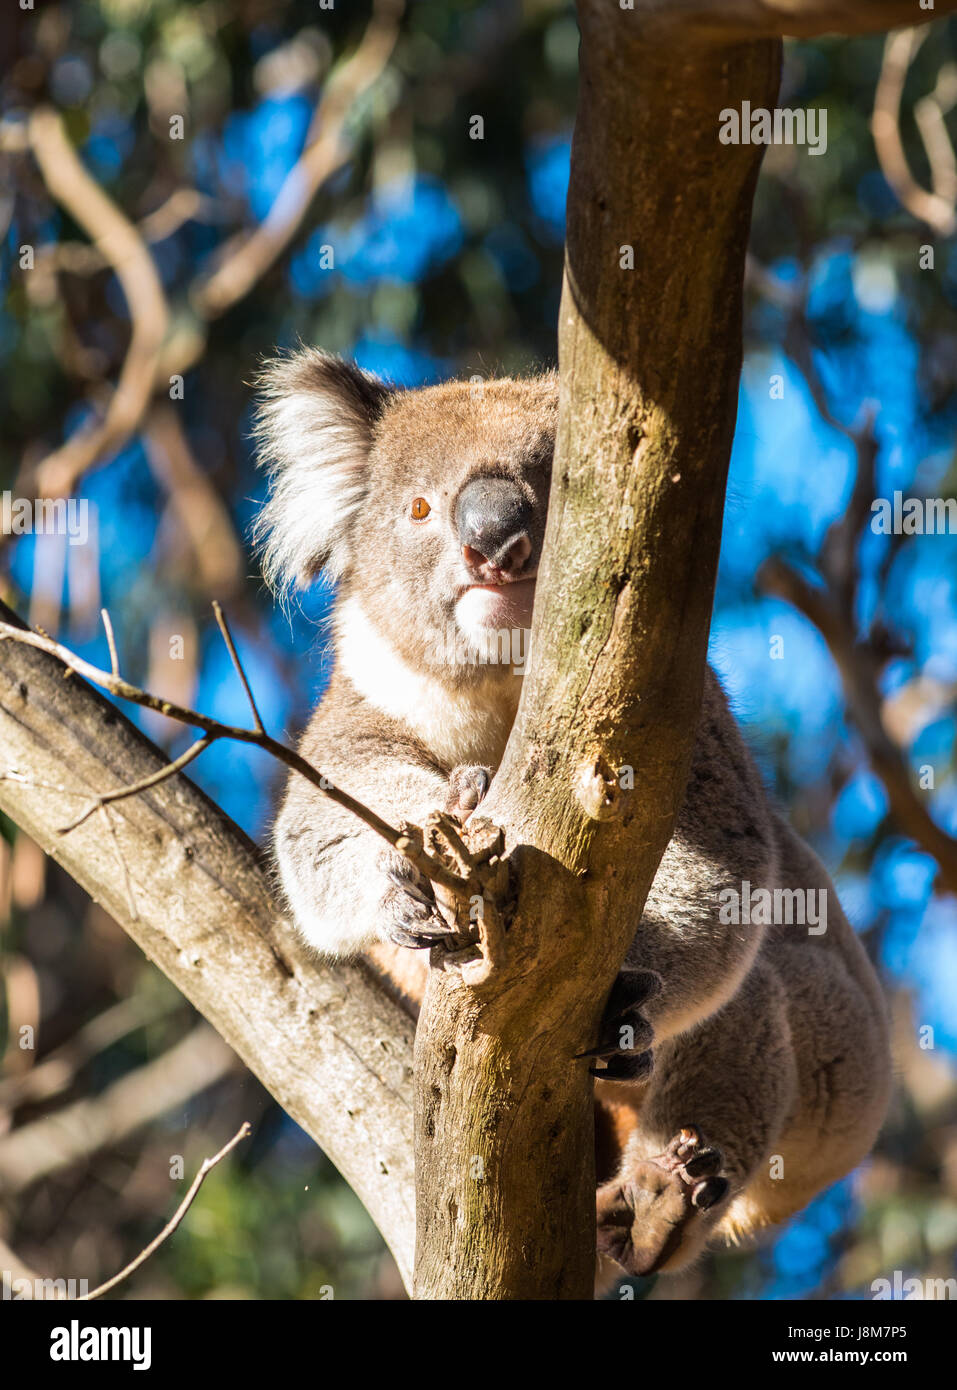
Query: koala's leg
[
  {"left": 577, "top": 969, "right": 661, "bottom": 1081},
  {"left": 597, "top": 958, "right": 797, "bottom": 1276},
  {"left": 720, "top": 937, "right": 891, "bottom": 1241}
]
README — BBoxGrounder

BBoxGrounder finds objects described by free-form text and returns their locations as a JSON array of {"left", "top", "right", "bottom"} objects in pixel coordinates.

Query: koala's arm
[
  {"left": 273, "top": 693, "right": 452, "bottom": 959},
  {"left": 624, "top": 669, "right": 781, "bottom": 1041}
]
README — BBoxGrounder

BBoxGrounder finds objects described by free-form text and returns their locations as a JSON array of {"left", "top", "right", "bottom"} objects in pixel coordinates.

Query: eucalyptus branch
[
  {"left": 0, "top": 608, "right": 471, "bottom": 898},
  {"left": 25, "top": 108, "right": 170, "bottom": 499}
]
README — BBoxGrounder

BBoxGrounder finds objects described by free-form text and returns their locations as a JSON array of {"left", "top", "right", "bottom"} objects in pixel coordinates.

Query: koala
[{"left": 254, "top": 348, "right": 891, "bottom": 1281}]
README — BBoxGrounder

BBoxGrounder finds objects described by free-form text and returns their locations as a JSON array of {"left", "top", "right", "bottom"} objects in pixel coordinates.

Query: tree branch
[
  {"left": 630, "top": 0, "right": 954, "bottom": 39},
  {"left": 80, "top": 1121, "right": 251, "bottom": 1301},
  {"left": 193, "top": 0, "right": 406, "bottom": 318},
  {"left": 42, "top": 189, "right": 223, "bottom": 276},
  {"left": 758, "top": 555, "right": 957, "bottom": 896},
  {"left": 0, "top": 606, "right": 472, "bottom": 897},
  {"left": 872, "top": 27, "right": 957, "bottom": 236},
  {"left": 24, "top": 109, "right": 170, "bottom": 499},
  {"left": 142, "top": 407, "right": 245, "bottom": 601},
  {"left": 10, "top": 0, "right": 405, "bottom": 499},
  {"left": 0, "top": 598, "right": 418, "bottom": 1287}
]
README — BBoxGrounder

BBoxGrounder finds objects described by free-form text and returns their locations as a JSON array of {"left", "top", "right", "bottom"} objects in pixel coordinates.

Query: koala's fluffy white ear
[{"left": 253, "top": 349, "right": 392, "bottom": 593}]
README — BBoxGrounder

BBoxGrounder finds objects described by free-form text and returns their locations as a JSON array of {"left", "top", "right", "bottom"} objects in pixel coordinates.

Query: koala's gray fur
[{"left": 255, "top": 349, "right": 891, "bottom": 1277}]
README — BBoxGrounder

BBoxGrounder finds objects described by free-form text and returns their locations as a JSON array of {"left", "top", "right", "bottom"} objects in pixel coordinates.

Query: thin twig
[
  {"left": 751, "top": 223, "right": 957, "bottom": 898},
  {"left": 101, "top": 608, "right": 119, "bottom": 679},
  {"left": 59, "top": 736, "right": 214, "bottom": 833},
  {"left": 0, "top": 609, "right": 471, "bottom": 896},
  {"left": 758, "top": 556, "right": 957, "bottom": 898},
  {"left": 212, "top": 601, "right": 264, "bottom": 734},
  {"left": 80, "top": 1122, "right": 251, "bottom": 1301}
]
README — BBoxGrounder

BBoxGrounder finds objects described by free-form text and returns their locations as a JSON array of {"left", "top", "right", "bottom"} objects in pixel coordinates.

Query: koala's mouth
[{"left": 455, "top": 574, "right": 537, "bottom": 634}]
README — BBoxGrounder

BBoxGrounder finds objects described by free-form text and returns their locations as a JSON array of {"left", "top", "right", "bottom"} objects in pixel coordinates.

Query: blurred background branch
[
  {"left": 22, "top": 107, "right": 169, "bottom": 499},
  {"left": 760, "top": 551, "right": 957, "bottom": 896},
  {"left": 193, "top": 0, "right": 406, "bottom": 318},
  {"left": 0, "top": 1023, "right": 237, "bottom": 1197},
  {"left": 873, "top": 27, "right": 957, "bottom": 237}
]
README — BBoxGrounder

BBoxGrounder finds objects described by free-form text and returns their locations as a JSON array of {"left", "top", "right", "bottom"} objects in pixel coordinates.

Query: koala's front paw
[
  {"left": 578, "top": 968, "right": 661, "bottom": 1081},
  {"left": 380, "top": 855, "right": 456, "bottom": 949},
  {"left": 444, "top": 764, "right": 492, "bottom": 821},
  {"left": 596, "top": 1126, "right": 729, "bottom": 1275}
]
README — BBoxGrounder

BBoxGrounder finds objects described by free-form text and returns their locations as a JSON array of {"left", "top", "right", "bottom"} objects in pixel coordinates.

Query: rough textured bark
[
  {"left": 412, "top": 13, "right": 780, "bottom": 1300},
  {"left": 0, "top": 600, "right": 417, "bottom": 1287}
]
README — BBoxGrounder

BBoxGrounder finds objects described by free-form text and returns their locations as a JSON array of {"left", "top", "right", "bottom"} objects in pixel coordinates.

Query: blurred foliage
[{"left": 1, "top": 0, "right": 956, "bottom": 1301}]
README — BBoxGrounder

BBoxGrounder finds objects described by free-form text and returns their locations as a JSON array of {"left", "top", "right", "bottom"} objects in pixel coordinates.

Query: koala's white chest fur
[{"left": 336, "top": 596, "right": 521, "bottom": 769}]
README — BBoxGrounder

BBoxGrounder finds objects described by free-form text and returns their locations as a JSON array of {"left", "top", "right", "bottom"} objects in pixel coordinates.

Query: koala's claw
[
  {"left": 445, "top": 764, "right": 493, "bottom": 821},
  {"left": 596, "top": 1125, "right": 730, "bottom": 1276},
  {"left": 578, "top": 968, "right": 661, "bottom": 1081},
  {"left": 386, "top": 921, "right": 454, "bottom": 950},
  {"left": 381, "top": 861, "right": 455, "bottom": 949},
  {"left": 386, "top": 869, "right": 433, "bottom": 909}
]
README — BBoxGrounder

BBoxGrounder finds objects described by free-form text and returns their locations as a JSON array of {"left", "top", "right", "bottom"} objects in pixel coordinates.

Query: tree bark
[
  {"left": 412, "top": 13, "right": 780, "bottom": 1300},
  {"left": 630, "top": 0, "right": 953, "bottom": 39},
  {"left": 0, "top": 600, "right": 418, "bottom": 1288}
]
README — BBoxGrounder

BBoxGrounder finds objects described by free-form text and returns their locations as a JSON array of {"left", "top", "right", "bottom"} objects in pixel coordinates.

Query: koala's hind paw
[
  {"left": 381, "top": 857, "right": 456, "bottom": 949},
  {"left": 577, "top": 968, "right": 661, "bottom": 1082},
  {"left": 596, "top": 1126, "right": 730, "bottom": 1276},
  {"left": 445, "top": 764, "right": 492, "bottom": 821}
]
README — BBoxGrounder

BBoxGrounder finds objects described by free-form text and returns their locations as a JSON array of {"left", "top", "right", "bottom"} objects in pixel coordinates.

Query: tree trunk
[{"left": 412, "top": 11, "right": 780, "bottom": 1300}]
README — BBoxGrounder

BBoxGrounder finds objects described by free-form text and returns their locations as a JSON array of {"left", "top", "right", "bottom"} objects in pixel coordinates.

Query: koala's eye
[{"left": 410, "top": 497, "right": 432, "bottom": 522}]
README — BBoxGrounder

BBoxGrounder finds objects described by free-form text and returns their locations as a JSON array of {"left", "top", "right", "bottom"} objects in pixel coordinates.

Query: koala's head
[{"left": 253, "top": 349, "right": 556, "bottom": 683}]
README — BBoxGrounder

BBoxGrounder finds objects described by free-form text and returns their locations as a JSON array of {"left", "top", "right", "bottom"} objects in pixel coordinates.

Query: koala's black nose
[{"left": 455, "top": 476, "right": 533, "bottom": 575}]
